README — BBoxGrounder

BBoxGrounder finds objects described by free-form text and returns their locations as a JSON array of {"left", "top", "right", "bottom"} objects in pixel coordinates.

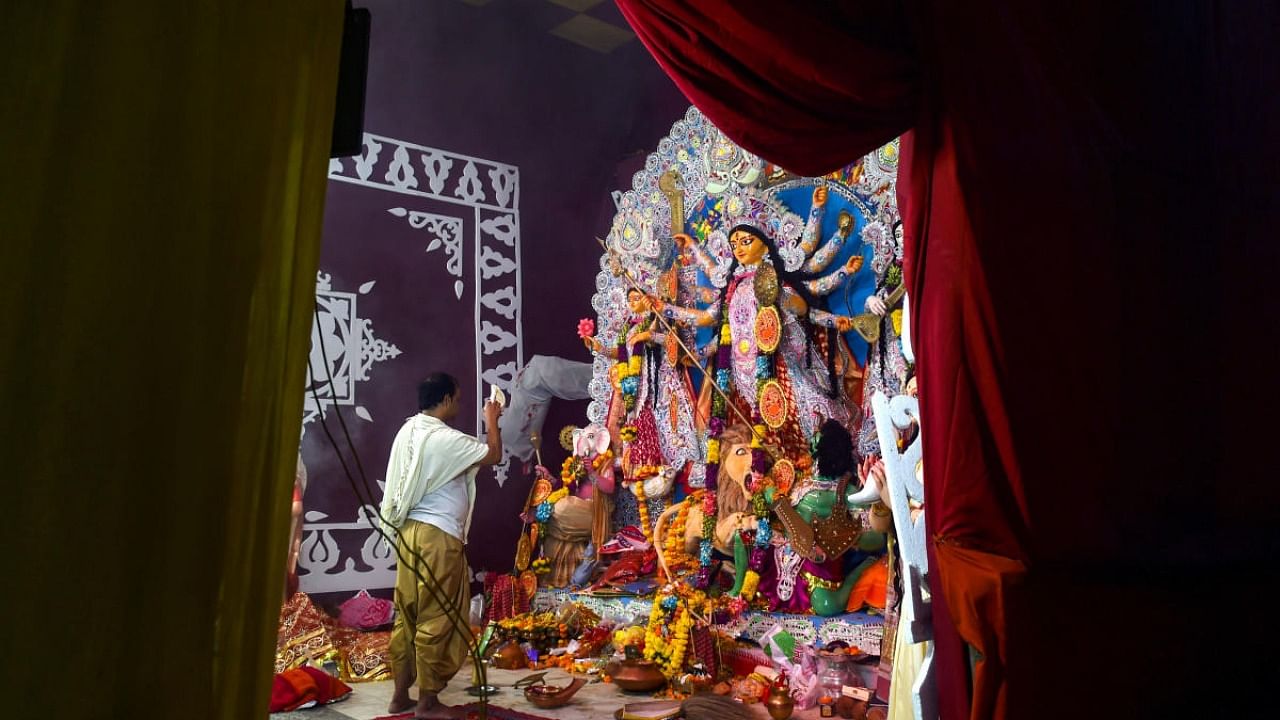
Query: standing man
[{"left": 381, "top": 373, "right": 504, "bottom": 719}]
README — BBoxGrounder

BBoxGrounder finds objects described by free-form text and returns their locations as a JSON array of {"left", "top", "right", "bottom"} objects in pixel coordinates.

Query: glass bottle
[{"left": 818, "top": 658, "right": 844, "bottom": 718}]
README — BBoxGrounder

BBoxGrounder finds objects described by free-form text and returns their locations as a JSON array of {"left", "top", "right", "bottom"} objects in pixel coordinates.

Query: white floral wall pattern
[
  {"left": 386, "top": 208, "right": 466, "bottom": 300},
  {"left": 304, "top": 272, "right": 402, "bottom": 428},
  {"left": 329, "top": 132, "right": 523, "bottom": 463},
  {"left": 299, "top": 133, "right": 523, "bottom": 596}
]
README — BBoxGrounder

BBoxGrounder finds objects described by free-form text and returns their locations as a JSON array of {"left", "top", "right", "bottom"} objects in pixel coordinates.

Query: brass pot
[
  {"left": 764, "top": 686, "right": 795, "bottom": 720},
  {"left": 492, "top": 641, "right": 528, "bottom": 670},
  {"left": 608, "top": 659, "right": 668, "bottom": 693}
]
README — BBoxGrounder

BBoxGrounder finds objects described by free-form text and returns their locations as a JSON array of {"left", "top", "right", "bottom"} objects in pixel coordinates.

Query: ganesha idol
[
  {"left": 537, "top": 418, "right": 666, "bottom": 587},
  {"left": 526, "top": 424, "right": 606, "bottom": 589}
]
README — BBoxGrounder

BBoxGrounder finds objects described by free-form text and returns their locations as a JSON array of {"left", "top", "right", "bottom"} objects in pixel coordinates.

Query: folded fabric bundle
[
  {"left": 269, "top": 666, "right": 352, "bottom": 712},
  {"left": 277, "top": 591, "right": 393, "bottom": 683},
  {"left": 277, "top": 593, "right": 340, "bottom": 674},
  {"left": 600, "top": 525, "right": 651, "bottom": 554},
  {"left": 845, "top": 555, "right": 889, "bottom": 612},
  {"left": 338, "top": 589, "right": 395, "bottom": 630}
]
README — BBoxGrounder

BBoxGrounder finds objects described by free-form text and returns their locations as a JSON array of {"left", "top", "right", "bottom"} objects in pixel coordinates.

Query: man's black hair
[{"left": 418, "top": 372, "right": 458, "bottom": 411}]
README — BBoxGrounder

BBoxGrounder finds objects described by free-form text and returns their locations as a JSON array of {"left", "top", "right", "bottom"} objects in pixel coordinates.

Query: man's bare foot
[
  {"left": 414, "top": 694, "right": 466, "bottom": 720},
  {"left": 387, "top": 692, "right": 415, "bottom": 714}
]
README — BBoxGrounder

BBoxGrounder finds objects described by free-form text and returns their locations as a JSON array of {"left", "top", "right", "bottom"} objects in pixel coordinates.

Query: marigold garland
[
  {"left": 634, "top": 480, "right": 652, "bottom": 541},
  {"left": 644, "top": 602, "right": 692, "bottom": 677},
  {"left": 612, "top": 625, "right": 646, "bottom": 653},
  {"left": 591, "top": 449, "right": 614, "bottom": 473},
  {"left": 642, "top": 586, "right": 710, "bottom": 677},
  {"left": 615, "top": 316, "right": 652, "bottom": 412},
  {"left": 663, "top": 492, "right": 700, "bottom": 572},
  {"left": 632, "top": 464, "right": 662, "bottom": 479},
  {"left": 560, "top": 456, "right": 585, "bottom": 486}
]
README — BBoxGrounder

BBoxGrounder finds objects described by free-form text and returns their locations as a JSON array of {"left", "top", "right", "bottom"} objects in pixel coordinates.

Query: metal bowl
[
  {"left": 522, "top": 678, "right": 586, "bottom": 709},
  {"left": 464, "top": 684, "right": 501, "bottom": 697}
]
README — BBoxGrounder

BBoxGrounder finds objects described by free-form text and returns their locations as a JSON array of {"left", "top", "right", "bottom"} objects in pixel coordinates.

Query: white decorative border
[
  {"left": 328, "top": 133, "right": 523, "bottom": 485},
  {"left": 387, "top": 209, "right": 466, "bottom": 300},
  {"left": 297, "top": 504, "right": 396, "bottom": 594}
]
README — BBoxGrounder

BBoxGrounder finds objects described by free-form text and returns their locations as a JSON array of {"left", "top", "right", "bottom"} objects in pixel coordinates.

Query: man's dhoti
[{"left": 388, "top": 520, "right": 471, "bottom": 693}]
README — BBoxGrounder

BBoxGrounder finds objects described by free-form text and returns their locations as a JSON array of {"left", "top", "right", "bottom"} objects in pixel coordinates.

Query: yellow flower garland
[
  {"left": 643, "top": 604, "right": 690, "bottom": 676},
  {"left": 560, "top": 455, "right": 590, "bottom": 487},
  {"left": 613, "top": 625, "right": 645, "bottom": 652},
  {"left": 634, "top": 481, "right": 651, "bottom": 541},
  {"left": 664, "top": 493, "right": 699, "bottom": 570},
  {"left": 591, "top": 449, "right": 614, "bottom": 473},
  {"left": 643, "top": 590, "right": 703, "bottom": 677}
]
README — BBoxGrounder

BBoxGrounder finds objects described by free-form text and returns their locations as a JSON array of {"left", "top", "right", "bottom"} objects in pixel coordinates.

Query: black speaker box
[{"left": 330, "top": 3, "right": 371, "bottom": 158}]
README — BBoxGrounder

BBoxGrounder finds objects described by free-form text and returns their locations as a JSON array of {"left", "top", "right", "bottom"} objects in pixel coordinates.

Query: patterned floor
[{"left": 280, "top": 671, "right": 831, "bottom": 720}]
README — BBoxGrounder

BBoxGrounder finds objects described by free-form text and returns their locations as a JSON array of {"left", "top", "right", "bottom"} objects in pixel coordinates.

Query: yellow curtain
[{"left": 0, "top": 2, "right": 344, "bottom": 718}]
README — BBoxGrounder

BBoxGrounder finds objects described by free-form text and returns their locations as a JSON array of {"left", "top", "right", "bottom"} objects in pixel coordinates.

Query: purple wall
[{"left": 299, "top": 0, "right": 686, "bottom": 605}]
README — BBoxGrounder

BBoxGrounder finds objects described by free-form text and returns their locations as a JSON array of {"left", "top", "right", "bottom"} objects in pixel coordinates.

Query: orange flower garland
[
  {"left": 643, "top": 586, "right": 711, "bottom": 678},
  {"left": 634, "top": 480, "right": 651, "bottom": 541},
  {"left": 663, "top": 492, "right": 701, "bottom": 573},
  {"left": 591, "top": 449, "right": 614, "bottom": 474}
]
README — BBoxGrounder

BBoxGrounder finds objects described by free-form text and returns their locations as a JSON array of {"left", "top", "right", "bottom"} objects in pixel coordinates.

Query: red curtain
[
  {"left": 615, "top": 0, "right": 917, "bottom": 176},
  {"left": 617, "top": 1, "right": 1280, "bottom": 718}
]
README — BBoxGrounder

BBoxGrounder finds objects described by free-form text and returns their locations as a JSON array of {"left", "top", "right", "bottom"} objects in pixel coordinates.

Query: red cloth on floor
[
  {"left": 270, "top": 668, "right": 315, "bottom": 713},
  {"left": 269, "top": 666, "right": 352, "bottom": 712},
  {"left": 616, "top": 1, "right": 1280, "bottom": 717}
]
